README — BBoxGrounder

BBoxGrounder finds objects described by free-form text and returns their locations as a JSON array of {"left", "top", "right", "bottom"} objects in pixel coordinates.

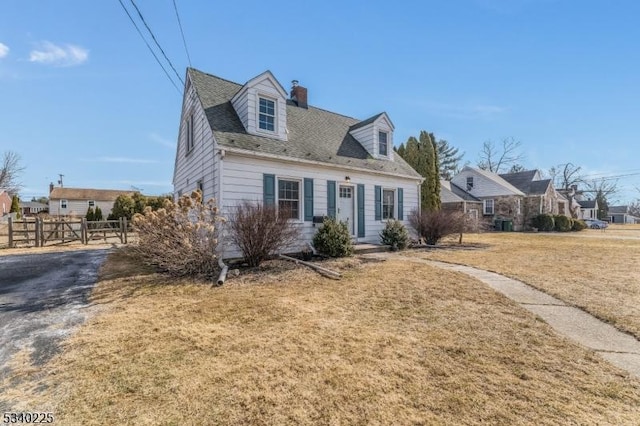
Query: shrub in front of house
[
  {"left": 572, "top": 219, "right": 587, "bottom": 231},
  {"left": 380, "top": 219, "right": 409, "bottom": 250},
  {"left": 553, "top": 215, "right": 572, "bottom": 232},
  {"left": 312, "top": 217, "right": 354, "bottom": 257},
  {"left": 94, "top": 206, "right": 104, "bottom": 221},
  {"left": 531, "top": 214, "right": 554, "bottom": 232},
  {"left": 409, "top": 209, "right": 468, "bottom": 245},
  {"left": 130, "top": 191, "right": 223, "bottom": 277},
  {"left": 228, "top": 201, "right": 300, "bottom": 267},
  {"left": 85, "top": 207, "right": 95, "bottom": 222}
]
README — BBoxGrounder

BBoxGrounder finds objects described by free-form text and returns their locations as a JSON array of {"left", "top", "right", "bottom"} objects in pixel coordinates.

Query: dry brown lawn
[
  {"left": 419, "top": 227, "right": 640, "bottom": 339},
  {"left": 3, "top": 250, "right": 640, "bottom": 425}
]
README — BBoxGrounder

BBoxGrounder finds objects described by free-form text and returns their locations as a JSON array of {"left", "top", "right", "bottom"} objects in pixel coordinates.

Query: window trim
[
  {"left": 382, "top": 188, "right": 395, "bottom": 220},
  {"left": 185, "top": 112, "right": 195, "bottom": 155},
  {"left": 60, "top": 199, "right": 68, "bottom": 209},
  {"left": 277, "top": 177, "right": 302, "bottom": 221},
  {"left": 483, "top": 199, "right": 494, "bottom": 215},
  {"left": 257, "top": 95, "right": 277, "bottom": 133},
  {"left": 378, "top": 131, "right": 389, "bottom": 157}
]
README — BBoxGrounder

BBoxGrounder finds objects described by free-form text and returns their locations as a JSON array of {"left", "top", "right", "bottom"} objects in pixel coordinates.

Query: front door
[{"left": 338, "top": 185, "right": 355, "bottom": 236}]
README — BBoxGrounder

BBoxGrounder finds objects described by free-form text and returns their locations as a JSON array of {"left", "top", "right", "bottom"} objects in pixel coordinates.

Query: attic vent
[{"left": 290, "top": 80, "right": 308, "bottom": 109}]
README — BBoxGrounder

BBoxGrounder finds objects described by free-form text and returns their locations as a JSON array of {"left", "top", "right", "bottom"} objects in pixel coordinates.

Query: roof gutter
[{"left": 221, "top": 146, "right": 424, "bottom": 183}]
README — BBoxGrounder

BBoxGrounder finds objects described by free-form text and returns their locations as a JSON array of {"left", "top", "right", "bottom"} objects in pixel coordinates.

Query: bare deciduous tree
[
  {"left": 584, "top": 179, "right": 619, "bottom": 220},
  {"left": 549, "top": 163, "right": 584, "bottom": 190},
  {"left": 0, "top": 151, "right": 24, "bottom": 194},
  {"left": 476, "top": 137, "right": 524, "bottom": 173}
]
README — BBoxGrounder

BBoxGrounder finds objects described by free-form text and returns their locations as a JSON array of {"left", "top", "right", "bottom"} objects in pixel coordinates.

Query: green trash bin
[
  {"left": 502, "top": 220, "right": 513, "bottom": 232},
  {"left": 494, "top": 219, "right": 503, "bottom": 231}
]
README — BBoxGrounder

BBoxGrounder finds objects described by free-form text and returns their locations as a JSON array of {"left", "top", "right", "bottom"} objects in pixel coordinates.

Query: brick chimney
[
  {"left": 290, "top": 80, "right": 308, "bottom": 109},
  {"left": 49, "top": 182, "right": 54, "bottom": 193}
]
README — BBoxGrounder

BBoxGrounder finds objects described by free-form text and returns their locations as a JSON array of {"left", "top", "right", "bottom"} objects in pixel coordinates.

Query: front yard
[
  {"left": 420, "top": 225, "right": 640, "bottom": 339},
  {"left": 3, "top": 249, "right": 640, "bottom": 425}
]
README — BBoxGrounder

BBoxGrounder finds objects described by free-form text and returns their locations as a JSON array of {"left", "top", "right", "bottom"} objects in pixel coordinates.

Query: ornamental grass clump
[{"left": 130, "top": 191, "right": 224, "bottom": 277}]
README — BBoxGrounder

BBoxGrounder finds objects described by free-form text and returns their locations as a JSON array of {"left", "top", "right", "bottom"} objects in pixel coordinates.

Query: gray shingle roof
[
  {"left": 608, "top": 205, "right": 628, "bottom": 214},
  {"left": 188, "top": 68, "right": 421, "bottom": 179},
  {"left": 578, "top": 200, "right": 597, "bottom": 209}
]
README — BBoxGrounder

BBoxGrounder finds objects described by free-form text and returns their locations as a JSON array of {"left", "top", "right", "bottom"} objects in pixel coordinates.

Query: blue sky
[{"left": 1, "top": 0, "right": 639, "bottom": 203}]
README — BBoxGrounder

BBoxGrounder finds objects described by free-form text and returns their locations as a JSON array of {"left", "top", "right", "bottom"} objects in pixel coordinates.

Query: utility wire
[
  {"left": 172, "top": 0, "right": 192, "bottom": 67},
  {"left": 117, "top": 0, "right": 181, "bottom": 94},
  {"left": 129, "top": 0, "right": 184, "bottom": 85}
]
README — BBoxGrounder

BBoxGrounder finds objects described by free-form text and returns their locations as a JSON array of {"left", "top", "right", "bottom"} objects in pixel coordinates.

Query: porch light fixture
[{"left": 345, "top": 176, "right": 351, "bottom": 183}]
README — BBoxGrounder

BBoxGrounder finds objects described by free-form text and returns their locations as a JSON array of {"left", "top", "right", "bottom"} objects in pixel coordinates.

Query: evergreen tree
[
  {"left": 10, "top": 195, "right": 20, "bottom": 218},
  {"left": 436, "top": 139, "right": 464, "bottom": 180},
  {"left": 86, "top": 207, "right": 95, "bottom": 221},
  {"left": 109, "top": 194, "right": 136, "bottom": 220},
  {"left": 94, "top": 206, "right": 103, "bottom": 221},
  {"left": 396, "top": 131, "right": 441, "bottom": 212}
]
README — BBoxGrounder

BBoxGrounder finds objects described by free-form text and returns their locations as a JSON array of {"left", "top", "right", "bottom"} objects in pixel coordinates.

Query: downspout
[
  {"left": 539, "top": 195, "right": 543, "bottom": 214},
  {"left": 215, "top": 147, "right": 228, "bottom": 285},
  {"left": 216, "top": 257, "right": 229, "bottom": 286}
]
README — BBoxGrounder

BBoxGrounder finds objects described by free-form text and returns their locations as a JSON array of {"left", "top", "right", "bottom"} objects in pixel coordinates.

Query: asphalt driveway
[{"left": 0, "top": 249, "right": 108, "bottom": 407}]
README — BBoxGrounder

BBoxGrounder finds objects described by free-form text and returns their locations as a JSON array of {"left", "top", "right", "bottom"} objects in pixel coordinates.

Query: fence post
[
  {"left": 123, "top": 217, "right": 128, "bottom": 244},
  {"left": 35, "top": 218, "right": 41, "bottom": 247},
  {"left": 81, "top": 218, "right": 88, "bottom": 244},
  {"left": 8, "top": 216, "right": 13, "bottom": 248}
]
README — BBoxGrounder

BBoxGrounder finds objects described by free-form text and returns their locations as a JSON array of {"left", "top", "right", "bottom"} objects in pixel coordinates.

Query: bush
[
  {"left": 312, "top": 217, "right": 353, "bottom": 258},
  {"left": 85, "top": 207, "right": 95, "bottom": 221},
  {"left": 572, "top": 219, "right": 587, "bottom": 231},
  {"left": 129, "top": 191, "right": 223, "bottom": 277},
  {"left": 228, "top": 201, "right": 300, "bottom": 267},
  {"left": 409, "top": 209, "right": 469, "bottom": 245},
  {"left": 531, "top": 214, "right": 554, "bottom": 232},
  {"left": 380, "top": 220, "right": 409, "bottom": 250},
  {"left": 553, "top": 215, "right": 572, "bottom": 232},
  {"left": 10, "top": 195, "right": 20, "bottom": 219},
  {"left": 109, "top": 194, "right": 136, "bottom": 220},
  {"left": 94, "top": 206, "right": 103, "bottom": 221}
]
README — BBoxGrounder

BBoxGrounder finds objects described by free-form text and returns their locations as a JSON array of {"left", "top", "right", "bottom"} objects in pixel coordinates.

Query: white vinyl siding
[
  {"left": 49, "top": 199, "right": 118, "bottom": 217},
  {"left": 173, "top": 75, "right": 218, "bottom": 202},
  {"left": 220, "top": 153, "right": 419, "bottom": 258},
  {"left": 349, "top": 114, "right": 394, "bottom": 160}
]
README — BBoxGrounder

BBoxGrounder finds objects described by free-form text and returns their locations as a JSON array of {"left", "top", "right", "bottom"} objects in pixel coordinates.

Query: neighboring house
[
  {"left": 173, "top": 68, "right": 423, "bottom": 257},
  {"left": 20, "top": 201, "right": 48, "bottom": 216},
  {"left": 608, "top": 205, "right": 640, "bottom": 224},
  {"left": 440, "top": 180, "right": 482, "bottom": 222},
  {"left": 444, "top": 167, "right": 569, "bottom": 231},
  {"left": 577, "top": 199, "right": 599, "bottom": 220},
  {"left": 499, "top": 170, "right": 570, "bottom": 223},
  {"left": 0, "top": 190, "right": 12, "bottom": 218},
  {"left": 49, "top": 187, "right": 135, "bottom": 218}
]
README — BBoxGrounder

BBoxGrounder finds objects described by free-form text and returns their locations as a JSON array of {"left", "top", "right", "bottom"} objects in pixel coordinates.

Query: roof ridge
[{"left": 188, "top": 67, "right": 242, "bottom": 88}]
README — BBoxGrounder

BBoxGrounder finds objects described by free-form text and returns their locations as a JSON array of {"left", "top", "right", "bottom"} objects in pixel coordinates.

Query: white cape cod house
[{"left": 173, "top": 68, "right": 422, "bottom": 257}]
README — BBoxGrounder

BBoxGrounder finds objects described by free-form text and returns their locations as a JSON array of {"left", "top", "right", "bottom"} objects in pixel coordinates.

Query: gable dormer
[
  {"left": 231, "top": 70, "right": 288, "bottom": 141},
  {"left": 349, "top": 112, "right": 395, "bottom": 160}
]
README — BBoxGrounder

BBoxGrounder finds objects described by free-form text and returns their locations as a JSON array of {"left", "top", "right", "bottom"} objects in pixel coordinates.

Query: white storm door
[{"left": 338, "top": 185, "right": 355, "bottom": 235}]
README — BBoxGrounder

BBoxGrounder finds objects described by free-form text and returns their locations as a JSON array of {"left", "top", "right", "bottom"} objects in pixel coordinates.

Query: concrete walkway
[{"left": 364, "top": 253, "right": 640, "bottom": 379}]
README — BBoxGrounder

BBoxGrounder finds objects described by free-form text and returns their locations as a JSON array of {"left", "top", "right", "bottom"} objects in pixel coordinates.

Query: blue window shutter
[
  {"left": 304, "top": 178, "right": 314, "bottom": 221},
  {"left": 357, "top": 184, "right": 365, "bottom": 238},
  {"left": 398, "top": 187, "right": 404, "bottom": 220},
  {"left": 374, "top": 185, "right": 382, "bottom": 221},
  {"left": 327, "top": 180, "right": 336, "bottom": 218},
  {"left": 263, "top": 174, "right": 275, "bottom": 206}
]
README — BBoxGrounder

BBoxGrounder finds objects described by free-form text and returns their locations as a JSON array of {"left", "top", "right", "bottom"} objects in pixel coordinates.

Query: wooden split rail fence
[{"left": 7, "top": 217, "right": 129, "bottom": 248}]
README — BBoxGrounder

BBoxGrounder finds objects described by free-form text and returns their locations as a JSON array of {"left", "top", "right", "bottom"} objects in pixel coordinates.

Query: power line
[
  {"left": 172, "top": 0, "right": 192, "bottom": 67},
  {"left": 117, "top": 0, "right": 181, "bottom": 94},
  {"left": 129, "top": 0, "right": 184, "bottom": 86}
]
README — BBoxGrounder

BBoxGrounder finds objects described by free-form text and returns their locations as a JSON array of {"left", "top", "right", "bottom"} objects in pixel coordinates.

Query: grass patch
[
  {"left": 417, "top": 228, "right": 640, "bottom": 339},
  {"left": 3, "top": 250, "right": 640, "bottom": 424}
]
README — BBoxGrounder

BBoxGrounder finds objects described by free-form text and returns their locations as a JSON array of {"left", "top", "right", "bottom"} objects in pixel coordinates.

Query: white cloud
[
  {"left": 149, "top": 132, "right": 175, "bottom": 149},
  {"left": 413, "top": 100, "right": 507, "bottom": 120},
  {"left": 0, "top": 42, "right": 9, "bottom": 58},
  {"left": 29, "top": 41, "right": 88, "bottom": 67}
]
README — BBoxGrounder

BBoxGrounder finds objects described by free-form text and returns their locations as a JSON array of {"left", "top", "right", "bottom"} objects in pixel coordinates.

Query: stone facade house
[{"left": 444, "top": 167, "right": 570, "bottom": 231}]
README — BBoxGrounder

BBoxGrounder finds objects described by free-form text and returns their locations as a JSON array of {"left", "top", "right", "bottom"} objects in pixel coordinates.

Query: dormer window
[
  {"left": 467, "top": 177, "right": 474, "bottom": 190},
  {"left": 379, "top": 131, "right": 388, "bottom": 156},
  {"left": 259, "top": 97, "right": 276, "bottom": 131}
]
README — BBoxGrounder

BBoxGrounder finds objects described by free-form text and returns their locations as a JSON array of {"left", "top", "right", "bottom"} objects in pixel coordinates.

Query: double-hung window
[
  {"left": 259, "top": 97, "right": 276, "bottom": 131},
  {"left": 382, "top": 189, "right": 395, "bottom": 219},
  {"left": 379, "top": 131, "right": 388, "bottom": 156},
  {"left": 466, "top": 177, "right": 474, "bottom": 190},
  {"left": 60, "top": 199, "right": 68, "bottom": 209},
  {"left": 483, "top": 199, "right": 494, "bottom": 215},
  {"left": 278, "top": 179, "right": 300, "bottom": 220}
]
